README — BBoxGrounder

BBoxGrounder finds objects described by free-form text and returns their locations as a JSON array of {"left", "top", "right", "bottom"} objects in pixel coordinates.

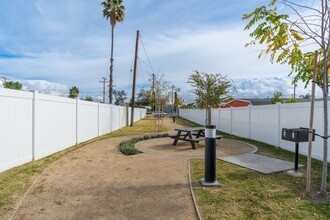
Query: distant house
[
  {"left": 243, "top": 98, "right": 272, "bottom": 106},
  {"left": 219, "top": 98, "right": 252, "bottom": 108}
]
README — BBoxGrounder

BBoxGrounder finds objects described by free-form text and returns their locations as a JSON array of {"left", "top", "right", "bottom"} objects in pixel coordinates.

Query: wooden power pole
[{"left": 130, "top": 30, "right": 139, "bottom": 126}]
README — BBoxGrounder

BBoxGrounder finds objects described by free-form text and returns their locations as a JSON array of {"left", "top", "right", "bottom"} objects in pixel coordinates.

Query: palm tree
[
  {"left": 69, "top": 86, "right": 80, "bottom": 99},
  {"left": 101, "top": 0, "right": 125, "bottom": 104}
]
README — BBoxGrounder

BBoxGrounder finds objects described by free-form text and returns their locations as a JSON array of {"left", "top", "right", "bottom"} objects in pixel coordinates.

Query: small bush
[
  {"left": 118, "top": 134, "right": 169, "bottom": 155},
  {"left": 143, "top": 135, "right": 151, "bottom": 140}
]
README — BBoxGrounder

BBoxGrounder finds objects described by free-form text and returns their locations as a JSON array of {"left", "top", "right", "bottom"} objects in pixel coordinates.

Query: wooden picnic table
[{"left": 170, "top": 127, "right": 221, "bottom": 149}]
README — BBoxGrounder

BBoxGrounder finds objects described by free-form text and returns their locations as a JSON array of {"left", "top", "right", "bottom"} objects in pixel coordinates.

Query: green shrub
[
  {"left": 143, "top": 135, "right": 151, "bottom": 140},
  {"left": 118, "top": 134, "right": 169, "bottom": 155}
]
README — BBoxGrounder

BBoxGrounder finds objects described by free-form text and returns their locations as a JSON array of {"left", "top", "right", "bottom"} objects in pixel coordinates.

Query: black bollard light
[{"left": 201, "top": 124, "right": 220, "bottom": 186}]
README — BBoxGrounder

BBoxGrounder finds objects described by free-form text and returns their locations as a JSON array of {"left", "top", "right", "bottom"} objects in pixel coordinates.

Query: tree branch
[{"left": 282, "top": 0, "right": 322, "bottom": 14}]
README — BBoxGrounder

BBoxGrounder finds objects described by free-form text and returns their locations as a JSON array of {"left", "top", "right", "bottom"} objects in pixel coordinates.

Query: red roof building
[{"left": 219, "top": 99, "right": 252, "bottom": 108}]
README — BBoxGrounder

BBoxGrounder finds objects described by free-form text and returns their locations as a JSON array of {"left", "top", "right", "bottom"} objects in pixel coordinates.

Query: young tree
[
  {"left": 188, "top": 71, "right": 231, "bottom": 108},
  {"left": 113, "top": 89, "right": 127, "bottom": 106},
  {"left": 4, "top": 81, "right": 22, "bottom": 90},
  {"left": 271, "top": 91, "right": 283, "bottom": 104},
  {"left": 152, "top": 74, "right": 171, "bottom": 112},
  {"left": 68, "top": 86, "right": 79, "bottom": 99},
  {"left": 243, "top": 0, "right": 330, "bottom": 196},
  {"left": 188, "top": 71, "right": 231, "bottom": 124},
  {"left": 101, "top": 0, "right": 125, "bottom": 104}
]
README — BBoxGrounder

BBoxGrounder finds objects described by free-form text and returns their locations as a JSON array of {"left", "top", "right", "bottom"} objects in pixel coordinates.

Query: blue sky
[{"left": 0, "top": 0, "right": 321, "bottom": 102}]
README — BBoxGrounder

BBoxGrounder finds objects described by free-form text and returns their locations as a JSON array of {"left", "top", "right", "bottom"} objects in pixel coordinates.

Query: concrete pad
[
  {"left": 219, "top": 154, "right": 303, "bottom": 174},
  {"left": 287, "top": 170, "right": 304, "bottom": 177},
  {"left": 200, "top": 178, "right": 220, "bottom": 187}
]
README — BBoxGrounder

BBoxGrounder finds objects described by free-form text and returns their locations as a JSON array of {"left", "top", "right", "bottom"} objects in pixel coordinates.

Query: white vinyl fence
[
  {"left": 180, "top": 101, "right": 330, "bottom": 161},
  {"left": 0, "top": 88, "right": 146, "bottom": 172}
]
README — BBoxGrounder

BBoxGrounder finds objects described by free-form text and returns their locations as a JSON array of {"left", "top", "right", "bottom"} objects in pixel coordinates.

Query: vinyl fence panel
[
  {"left": 78, "top": 100, "right": 98, "bottom": 143},
  {"left": 232, "top": 106, "right": 250, "bottom": 138},
  {"left": 180, "top": 101, "right": 330, "bottom": 161},
  {"left": 99, "top": 103, "right": 111, "bottom": 136},
  {"left": 219, "top": 108, "right": 231, "bottom": 134},
  {"left": 250, "top": 104, "right": 279, "bottom": 146},
  {"left": 35, "top": 93, "right": 76, "bottom": 159},
  {"left": 0, "top": 88, "right": 146, "bottom": 172},
  {"left": 0, "top": 89, "right": 33, "bottom": 172}
]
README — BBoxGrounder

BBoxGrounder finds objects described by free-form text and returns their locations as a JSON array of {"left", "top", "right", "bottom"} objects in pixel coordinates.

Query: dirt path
[{"left": 12, "top": 121, "right": 197, "bottom": 220}]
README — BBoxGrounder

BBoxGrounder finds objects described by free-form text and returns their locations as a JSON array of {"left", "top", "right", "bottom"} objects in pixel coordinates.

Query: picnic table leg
[
  {"left": 188, "top": 132, "right": 196, "bottom": 149},
  {"left": 196, "top": 129, "right": 204, "bottom": 138},
  {"left": 172, "top": 131, "right": 182, "bottom": 146}
]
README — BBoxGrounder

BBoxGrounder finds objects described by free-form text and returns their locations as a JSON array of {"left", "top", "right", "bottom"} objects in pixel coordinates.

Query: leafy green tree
[
  {"left": 243, "top": 0, "right": 330, "bottom": 196},
  {"left": 286, "top": 98, "right": 296, "bottom": 103},
  {"left": 181, "top": 103, "right": 195, "bottom": 109},
  {"left": 271, "top": 91, "right": 283, "bottom": 104},
  {"left": 188, "top": 71, "right": 231, "bottom": 124},
  {"left": 135, "top": 88, "right": 151, "bottom": 106},
  {"left": 84, "top": 96, "right": 94, "bottom": 102},
  {"left": 113, "top": 89, "right": 127, "bottom": 106},
  {"left": 68, "top": 86, "right": 79, "bottom": 99},
  {"left": 175, "top": 97, "right": 183, "bottom": 109},
  {"left": 4, "top": 81, "right": 22, "bottom": 90},
  {"left": 101, "top": 0, "right": 125, "bottom": 104},
  {"left": 188, "top": 71, "right": 231, "bottom": 109},
  {"left": 300, "top": 93, "right": 311, "bottom": 99}
]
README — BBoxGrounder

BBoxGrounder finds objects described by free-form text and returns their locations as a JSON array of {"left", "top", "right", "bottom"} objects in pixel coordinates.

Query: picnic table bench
[{"left": 170, "top": 127, "right": 222, "bottom": 149}]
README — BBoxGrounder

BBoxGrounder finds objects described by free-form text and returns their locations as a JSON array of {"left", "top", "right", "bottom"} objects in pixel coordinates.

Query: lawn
[
  {"left": 0, "top": 117, "right": 169, "bottom": 219},
  {"left": 177, "top": 118, "right": 330, "bottom": 219}
]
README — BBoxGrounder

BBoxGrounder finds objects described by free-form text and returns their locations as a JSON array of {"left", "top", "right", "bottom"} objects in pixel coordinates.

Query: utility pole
[
  {"left": 172, "top": 86, "right": 174, "bottom": 114},
  {"left": 99, "top": 77, "right": 109, "bottom": 103},
  {"left": 152, "top": 73, "right": 155, "bottom": 111},
  {"left": 130, "top": 30, "right": 139, "bottom": 126},
  {"left": 293, "top": 83, "right": 297, "bottom": 99},
  {"left": 173, "top": 91, "right": 178, "bottom": 122}
]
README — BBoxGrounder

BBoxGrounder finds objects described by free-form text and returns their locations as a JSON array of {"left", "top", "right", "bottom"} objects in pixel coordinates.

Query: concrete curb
[{"left": 188, "top": 160, "right": 202, "bottom": 220}]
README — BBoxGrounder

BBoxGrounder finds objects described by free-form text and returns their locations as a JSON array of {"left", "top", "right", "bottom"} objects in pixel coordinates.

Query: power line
[
  {"left": 139, "top": 35, "right": 155, "bottom": 75},
  {"left": 138, "top": 58, "right": 154, "bottom": 74},
  {"left": 138, "top": 57, "right": 147, "bottom": 85}
]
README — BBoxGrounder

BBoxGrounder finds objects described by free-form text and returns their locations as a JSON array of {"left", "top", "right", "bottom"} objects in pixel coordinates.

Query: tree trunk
[
  {"left": 321, "top": 59, "right": 328, "bottom": 196},
  {"left": 306, "top": 51, "right": 318, "bottom": 195},
  {"left": 109, "top": 24, "right": 114, "bottom": 104}
]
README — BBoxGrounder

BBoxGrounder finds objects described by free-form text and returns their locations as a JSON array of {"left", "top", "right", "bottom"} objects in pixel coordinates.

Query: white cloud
[
  {"left": 233, "top": 77, "right": 323, "bottom": 99},
  {"left": 22, "top": 80, "right": 68, "bottom": 96},
  {"left": 1, "top": 0, "right": 323, "bottom": 101}
]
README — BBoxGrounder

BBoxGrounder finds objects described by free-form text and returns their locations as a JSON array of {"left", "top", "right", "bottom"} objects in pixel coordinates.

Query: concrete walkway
[{"left": 219, "top": 154, "right": 302, "bottom": 174}]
